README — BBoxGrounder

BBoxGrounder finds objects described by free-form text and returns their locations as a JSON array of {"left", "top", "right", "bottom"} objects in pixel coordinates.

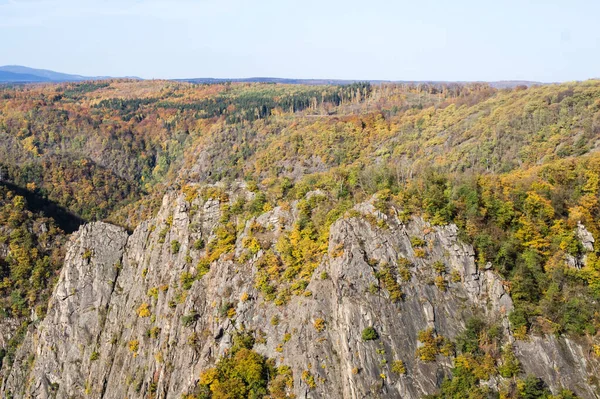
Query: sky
[{"left": 0, "top": 0, "right": 599, "bottom": 81}]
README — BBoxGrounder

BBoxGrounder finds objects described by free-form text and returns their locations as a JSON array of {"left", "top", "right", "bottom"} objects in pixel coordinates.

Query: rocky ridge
[{"left": 2, "top": 188, "right": 599, "bottom": 398}]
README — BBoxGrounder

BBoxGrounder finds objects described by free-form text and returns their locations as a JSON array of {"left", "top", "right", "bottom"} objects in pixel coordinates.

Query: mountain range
[
  {"left": 0, "top": 65, "right": 542, "bottom": 87},
  {"left": 0, "top": 65, "right": 110, "bottom": 83}
]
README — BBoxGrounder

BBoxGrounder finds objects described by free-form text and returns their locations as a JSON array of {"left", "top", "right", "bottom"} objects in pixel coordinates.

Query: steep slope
[
  {"left": 2, "top": 80, "right": 600, "bottom": 398},
  {"left": 0, "top": 184, "right": 66, "bottom": 373},
  {"left": 2, "top": 187, "right": 598, "bottom": 398}
]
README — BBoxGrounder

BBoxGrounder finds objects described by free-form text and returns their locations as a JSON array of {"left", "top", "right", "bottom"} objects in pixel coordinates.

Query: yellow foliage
[
  {"left": 313, "top": 318, "right": 326, "bottom": 332},
  {"left": 128, "top": 340, "right": 139, "bottom": 353},
  {"left": 136, "top": 303, "right": 151, "bottom": 317}
]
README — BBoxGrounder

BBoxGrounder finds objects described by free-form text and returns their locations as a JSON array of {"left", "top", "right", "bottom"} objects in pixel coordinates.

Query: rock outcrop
[{"left": 2, "top": 191, "right": 599, "bottom": 398}]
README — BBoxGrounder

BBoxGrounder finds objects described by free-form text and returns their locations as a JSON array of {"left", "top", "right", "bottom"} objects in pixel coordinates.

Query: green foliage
[
  {"left": 147, "top": 287, "right": 159, "bottom": 300},
  {"left": 195, "top": 329, "right": 294, "bottom": 399},
  {"left": 374, "top": 263, "right": 403, "bottom": 302},
  {"left": 206, "top": 222, "right": 236, "bottom": 263},
  {"left": 391, "top": 360, "right": 406, "bottom": 375},
  {"left": 148, "top": 326, "right": 161, "bottom": 339},
  {"left": 82, "top": 249, "right": 92, "bottom": 261},
  {"left": 254, "top": 195, "right": 346, "bottom": 304},
  {"left": 519, "top": 375, "right": 552, "bottom": 399},
  {"left": 433, "top": 261, "right": 446, "bottom": 274},
  {"left": 3, "top": 79, "right": 600, "bottom": 352},
  {"left": 498, "top": 344, "right": 521, "bottom": 378},
  {"left": 0, "top": 187, "right": 65, "bottom": 320},
  {"left": 361, "top": 326, "right": 379, "bottom": 341},
  {"left": 423, "top": 320, "right": 580, "bottom": 399},
  {"left": 455, "top": 317, "right": 486, "bottom": 355},
  {"left": 410, "top": 236, "right": 426, "bottom": 247},
  {"left": 427, "top": 360, "right": 488, "bottom": 399},
  {"left": 193, "top": 238, "right": 205, "bottom": 250},
  {"left": 181, "top": 311, "right": 199, "bottom": 327},
  {"left": 196, "top": 258, "right": 210, "bottom": 279},
  {"left": 180, "top": 272, "right": 195, "bottom": 290},
  {"left": 416, "top": 328, "right": 453, "bottom": 362}
]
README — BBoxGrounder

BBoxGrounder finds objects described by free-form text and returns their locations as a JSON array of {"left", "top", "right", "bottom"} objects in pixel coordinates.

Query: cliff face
[{"left": 2, "top": 189, "right": 599, "bottom": 399}]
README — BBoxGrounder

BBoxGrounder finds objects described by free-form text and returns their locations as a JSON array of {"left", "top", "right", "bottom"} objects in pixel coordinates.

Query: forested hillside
[{"left": 1, "top": 79, "right": 600, "bottom": 397}]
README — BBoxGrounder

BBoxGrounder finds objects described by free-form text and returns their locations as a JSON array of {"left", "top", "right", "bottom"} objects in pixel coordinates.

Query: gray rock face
[
  {"left": 2, "top": 222, "right": 128, "bottom": 399},
  {"left": 567, "top": 222, "right": 596, "bottom": 269},
  {"left": 578, "top": 222, "right": 595, "bottom": 252},
  {"left": 2, "top": 192, "right": 598, "bottom": 398},
  {"left": 515, "top": 336, "right": 600, "bottom": 398}
]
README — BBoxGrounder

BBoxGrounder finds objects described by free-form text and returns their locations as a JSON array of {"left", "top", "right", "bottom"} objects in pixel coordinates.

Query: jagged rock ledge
[{"left": 2, "top": 191, "right": 599, "bottom": 398}]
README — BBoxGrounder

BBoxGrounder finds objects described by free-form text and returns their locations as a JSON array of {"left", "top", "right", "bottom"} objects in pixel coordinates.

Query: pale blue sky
[{"left": 0, "top": 0, "right": 598, "bottom": 81}]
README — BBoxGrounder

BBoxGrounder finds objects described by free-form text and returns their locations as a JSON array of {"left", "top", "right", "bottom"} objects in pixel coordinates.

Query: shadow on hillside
[{"left": 0, "top": 181, "right": 86, "bottom": 234}]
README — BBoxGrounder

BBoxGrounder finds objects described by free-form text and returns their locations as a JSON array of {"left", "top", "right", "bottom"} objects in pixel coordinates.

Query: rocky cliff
[{"left": 2, "top": 188, "right": 599, "bottom": 398}]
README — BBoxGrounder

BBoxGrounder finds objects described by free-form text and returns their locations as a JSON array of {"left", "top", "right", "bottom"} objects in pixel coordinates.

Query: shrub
[
  {"left": 416, "top": 328, "right": 451, "bottom": 362},
  {"left": 498, "top": 344, "right": 521, "bottom": 378},
  {"left": 410, "top": 236, "right": 426, "bottom": 247},
  {"left": 509, "top": 308, "right": 530, "bottom": 339},
  {"left": 314, "top": 318, "right": 326, "bottom": 332},
  {"left": 180, "top": 272, "right": 195, "bottom": 290},
  {"left": 128, "top": 340, "right": 139, "bottom": 353},
  {"left": 391, "top": 360, "right": 406, "bottom": 375},
  {"left": 362, "top": 327, "right": 379, "bottom": 341},
  {"left": 197, "top": 329, "right": 294, "bottom": 397},
  {"left": 89, "top": 351, "right": 100, "bottom": 361},
  {"left": 398, "top": 257, "right": 413, "bottom": 268},
  {"left": 242, "top": 236, "right": 261, "bottom": 254},
  {"left": 181, "top": 311, "right": 199, "bottom": 327},
  {"left": 368, "top": 283, "right": 379, "bottom": 294},
  {"left": 433, "top": 260, "right": 446, "bottom": 274},
  {"left": 414, "top": 248, "right": 426, "bottom": 258},
  {"left": 450, "top": 270, "right": 461, "bottom": 282},
  {"left": 82, "top": 249, "right": 93, "bottom": 261},
  {"left": 398, "top": 266, "right": 411, "bottom": 282},
  {"left": 187, "top": 332, "right": 199, "bottom": 347},
  {"left": 170, "top": 240, "right": 181, "bottom": 254},
  {"left": 331, "top": 242, "right": 345, "bottom": 258},
  {"left": 158, "top": 227, "right": 169, "bottom": 243},
  {"left": 376, "top": 263, "right": 403, "bottom": 302},
  {"left": 301, "top": 370, "right": 316, "bottom": 389},
  {"left": 518, "top": 376, "right": 550, "bottom": 399},
  {"left": 182, "top": 185, "right": 198, "bottom": 202},
  {"left": 148, "top": 327, "right": 161, "bottom": 339},
  {"left": 136, "top": 303, "right": 151, "bottom": 317},
  {"left": 147, "top": 287, "right": 159, "bottom": 300},
  {"left": 196, "top": 258, "right": 211, "bottom": 278},
  {"left": 434, "top": 276, "right": 447, "bottom": 292},
  {"left": 193, "top": 238, "right": 205, "bottom": 250}
]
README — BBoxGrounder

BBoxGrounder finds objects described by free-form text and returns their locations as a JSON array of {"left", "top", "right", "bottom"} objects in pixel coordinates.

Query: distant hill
[
  {"left": 0, "top": 65, "right": 96, "bottom": 82},
  {"left": 0, "top": 65, "right": 544, "bottom": 87},
  {"left": 0, "top": 65, "right": 139, "bottom": 83},
  {"left": 0, "top": 70, "right": 51, "bottom": 83},
  {"left": 176, "top": 77, "right": 392, "bottom": 85},
  {"left": 177, "top": 77, "right": 544, "bottom": 88}
]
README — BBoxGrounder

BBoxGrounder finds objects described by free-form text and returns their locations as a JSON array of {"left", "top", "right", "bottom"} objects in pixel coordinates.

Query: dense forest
[{"left": 1, "top": 79, "right": 600, "bottom": 397}]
